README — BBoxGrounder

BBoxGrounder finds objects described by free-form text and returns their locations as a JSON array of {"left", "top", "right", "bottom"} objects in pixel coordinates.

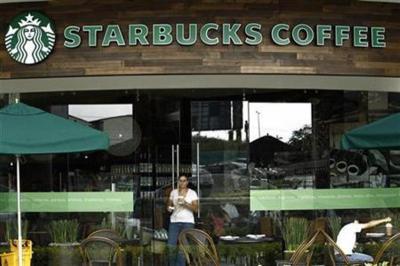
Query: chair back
[
  {"left": 290, "top": 229, "right": 353, "bottom": 266},
  {"left": 80, "top": 236, "right": 123, "bottom": 266},
  {"left": 373, "top": 232, "right": 400, "bottom": 266},
  {"left": 88, "top": 229, "right": 123, "bottom": 242},
  {"left": 178, "top": 228, "right": 220, "bottom": 266}
]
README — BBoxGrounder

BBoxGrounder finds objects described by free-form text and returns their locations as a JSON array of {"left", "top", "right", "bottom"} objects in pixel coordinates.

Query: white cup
[
  {"left": 386, "top": 223, "right": 393, "bottom": 236},
  {"left": 177, "top": 196, "right": 184, "bottom": 205}
]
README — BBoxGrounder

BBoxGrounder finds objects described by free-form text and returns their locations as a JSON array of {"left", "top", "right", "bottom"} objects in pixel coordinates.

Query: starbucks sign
[
  {"left": 5, "top": 11, "right": 56, "bottom": 65},
  {"left": 5, "top": 10, "right": 387, "bottom": 65}
]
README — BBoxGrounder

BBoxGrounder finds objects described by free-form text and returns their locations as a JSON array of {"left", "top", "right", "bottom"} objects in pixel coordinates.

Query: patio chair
[
  {"left": 178, "top": 228, "right": 220, "bottom": 266},
  {"left": 88, "top": 228, "right": 123, "bottom": 242},
  {"left": 80, "top": 236, "right": 123, "bottom": 266},
  {"left": 289, "top": 229, "right": 365, "bottom": 266},
  {"left": 373, "top": 232, "right": 400, "bottom": 266}
]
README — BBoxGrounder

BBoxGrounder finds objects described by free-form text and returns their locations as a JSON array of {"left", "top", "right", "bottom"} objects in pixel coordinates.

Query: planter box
[
  {"left": 48, "top": 243, "right": 79, "bottom": 247},
  {"left": 46, "top": 244, "right": 81, "bottom": 266},
  {"left": 275, "top": 260, "right": 305, "bottom": 266}
]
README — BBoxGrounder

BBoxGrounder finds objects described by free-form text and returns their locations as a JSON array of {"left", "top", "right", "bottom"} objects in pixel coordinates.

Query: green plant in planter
[
  {"left": 94, "top": 217, "right": 136, "bottom": 240},
  {"left": 389, "top": 211, "right": 400, "bottom": 232},
  {"left": 327, "top": 216, "right": 342, "bottom": 241},
  {"left": 31, "top": 246, "right": 82, "bottom": 266},
  {"left": 115, "top": 221, "right": 135, "bottom": 240},
  {"left": 282, "top": 217, "right": 308, "bottom": 252},
  {"left": 47, "top": 219, "right": 79, "bottom": 244},
  {"left": 5, "top": 219, "right": 28, "bottom": 241}
]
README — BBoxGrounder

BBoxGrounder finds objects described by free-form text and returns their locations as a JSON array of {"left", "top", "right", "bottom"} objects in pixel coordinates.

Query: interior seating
[{"left": 80, "top": 236, "right": 123, "bottom": 266}]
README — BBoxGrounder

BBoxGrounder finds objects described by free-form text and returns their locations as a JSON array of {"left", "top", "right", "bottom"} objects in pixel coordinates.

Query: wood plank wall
[{"left": 0, "top": 0, "right": 400, "bottom": 79}]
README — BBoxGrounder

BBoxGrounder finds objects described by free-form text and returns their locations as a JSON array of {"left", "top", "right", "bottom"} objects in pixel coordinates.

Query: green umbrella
[
  {"left": 0, "top": 102, "right": 109, "bottom": 266},
  {"left": 341, "top": 113, "right": 400, "bottom": 150}
]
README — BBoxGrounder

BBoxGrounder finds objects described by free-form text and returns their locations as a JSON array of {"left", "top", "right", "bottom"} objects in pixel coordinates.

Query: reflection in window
[
  {"left": 69, "top": 104, "right": 132, "bottom": 122},
  {"left": 249, "top": 103, "right": 312, "bottom": 190},
  {"left": 69, "top": 104, "right": 140, "bottom": 157}
]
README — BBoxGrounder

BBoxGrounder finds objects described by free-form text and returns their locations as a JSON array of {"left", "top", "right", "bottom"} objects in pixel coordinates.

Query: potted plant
[
  {"left": 47, "top": 219, "right": 81, "bottom": 266},
  {"left": 282, "top": 217, "right": 309, "bottom": 259},
  {"left": 48, "top": 219, "right": 79, "bottom": 246},
  {"left": 327, "top": 216, "right": 342, "bottom": 241},
  {"left": 5, "top": 219, "right": 29, "bottom": 243}
]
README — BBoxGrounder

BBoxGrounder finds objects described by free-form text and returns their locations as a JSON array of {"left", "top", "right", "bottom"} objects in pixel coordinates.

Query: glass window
[{"left": 1, "top": 88, "right": 399, "bottom": 265}]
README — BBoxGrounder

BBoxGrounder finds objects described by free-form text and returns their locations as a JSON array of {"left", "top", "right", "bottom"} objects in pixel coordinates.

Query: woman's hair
[
  {"left": 15, "top": 26, "right": 45, "bottom": 63},
  {"left": 179, "top": 175, "right": 189, "bottom": 180}
]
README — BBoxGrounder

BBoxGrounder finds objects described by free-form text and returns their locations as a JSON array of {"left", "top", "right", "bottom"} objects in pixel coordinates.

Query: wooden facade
[{"left": 1, "top": 0, "right": 400, "bottom": 79}]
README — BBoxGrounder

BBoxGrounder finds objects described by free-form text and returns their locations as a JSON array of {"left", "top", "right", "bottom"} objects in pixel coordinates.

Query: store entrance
[{"left": 10, "top": 88, "right": 315, "bottom": 265}]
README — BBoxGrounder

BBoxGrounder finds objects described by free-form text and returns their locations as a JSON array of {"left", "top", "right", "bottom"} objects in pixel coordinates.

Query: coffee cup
[
  {"left": 177, "top": 196, "right": 184, "bottom": 205},
  {"left": 386, "top": 223, "right": 393, "bottom": 236}
]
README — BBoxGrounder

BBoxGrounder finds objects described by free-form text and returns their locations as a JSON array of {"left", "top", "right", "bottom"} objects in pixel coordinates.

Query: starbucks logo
[{"left": 5, "top": 11, "right": 55, "bottom": 64}]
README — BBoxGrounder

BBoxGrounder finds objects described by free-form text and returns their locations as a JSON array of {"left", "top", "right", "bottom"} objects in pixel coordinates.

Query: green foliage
[
  {"left": 31, "top": 246, "right": 82, "bottom": 266},
  {"left": 282, "top": 217, "right": 309, "bottom": 251},
  {"left": 94, "top": 217, "right": 135, "bottom": 239},
  {"left": 327, "top": 216, "right": 342, "bottom": 240},
  {"left": 32, "top": 245, "right": 144, "bottom": 266},
  {"left": 218, "top": 242, "right": 281, "bottom": 266},
  {"left": 365, "top": 263, "right": 389, "bottom": 266},
  {"left": 223, "top": 225, "right": 253, "bottom": 236},
  {"left": 363, "top": 242, "right": 383, "bottom": 259},
  {"left": 5, "top": 220, "right": 28, "bottom": 241},
  {"left": 288, "top": 125, "right": 312, "bottom": 152},
  {"left": 192, "top": 135, "right": 247, "bottom": 150},
  {"left": 47, "top": 219, "right": 79, "bottom": 243},
  {"left": 389, "top": 211, "right": 400, "bottom": 231}
]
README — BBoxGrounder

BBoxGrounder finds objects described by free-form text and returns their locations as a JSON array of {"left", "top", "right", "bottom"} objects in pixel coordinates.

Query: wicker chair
[
  {"left": 178, "top": 228, "right": 220, "bottom": 266},
  {"left": 289, "top": 229, "right": 365, "bottom": 266},
  {"left": 88, "top": 229, "right": 123, "bottom": 242},
  {"left": 373, "top": 232, "right": 400, "bottom": 266},
  {"left": 80, "top": 236, "right": 123, "bottom": 266}
]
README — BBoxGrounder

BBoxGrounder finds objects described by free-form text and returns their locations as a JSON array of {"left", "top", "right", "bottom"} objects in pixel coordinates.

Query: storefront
[{"left": 1, "top": 0, "right": 400, "bottom": 265}]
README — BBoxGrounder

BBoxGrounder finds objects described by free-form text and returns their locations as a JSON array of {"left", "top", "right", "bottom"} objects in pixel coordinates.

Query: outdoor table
[
  {"left": 218, "top": 236, "right": 280, "bottom": 266},
  {"left": 220, "top": 236, "right": 274, "bottom": 244},
  {"left": 361, "top": 230, "right": 396, "bottom": 244},
  {"left": 364, "top": 233, "right": 387, "bottom": 242}
]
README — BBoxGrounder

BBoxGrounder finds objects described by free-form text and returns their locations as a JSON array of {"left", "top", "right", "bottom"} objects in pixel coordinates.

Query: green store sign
[
  {"left": 250, "top": 188, "right": 400, "bottom": 211},
  {"left": 64, "top": 23, "right": 386, "bottom": 48},
  {"left": 0, "top": 192, "right": 133, "bottom": 213},
  {"left": 6, "top": 11, "right": 387, "bottom": 65}
]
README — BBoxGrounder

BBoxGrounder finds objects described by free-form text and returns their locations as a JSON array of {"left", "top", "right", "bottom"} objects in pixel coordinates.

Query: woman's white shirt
[{"left": 169, "top": 188, "right": 198, "bottom": 224}]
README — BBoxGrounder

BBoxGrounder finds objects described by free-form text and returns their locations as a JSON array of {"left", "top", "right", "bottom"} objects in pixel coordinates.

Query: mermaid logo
[{"left": 5, "top": 11, "right": 55, "bottom": 64}]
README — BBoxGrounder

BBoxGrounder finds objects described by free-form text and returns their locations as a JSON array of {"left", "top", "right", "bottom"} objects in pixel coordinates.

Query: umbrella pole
[{"left": 16, "top": 155, "right": 23, "bottom": 266}]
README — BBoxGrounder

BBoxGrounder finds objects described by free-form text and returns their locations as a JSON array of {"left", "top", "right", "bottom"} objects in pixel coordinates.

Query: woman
[{"left": 167, "top": 175, "right": 198, "bottom": 266}]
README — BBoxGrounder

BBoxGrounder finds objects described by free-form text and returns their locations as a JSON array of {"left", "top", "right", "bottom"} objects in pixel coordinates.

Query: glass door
[{"left": 191, "top": 100, "right": 250, "bottom": 235}]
